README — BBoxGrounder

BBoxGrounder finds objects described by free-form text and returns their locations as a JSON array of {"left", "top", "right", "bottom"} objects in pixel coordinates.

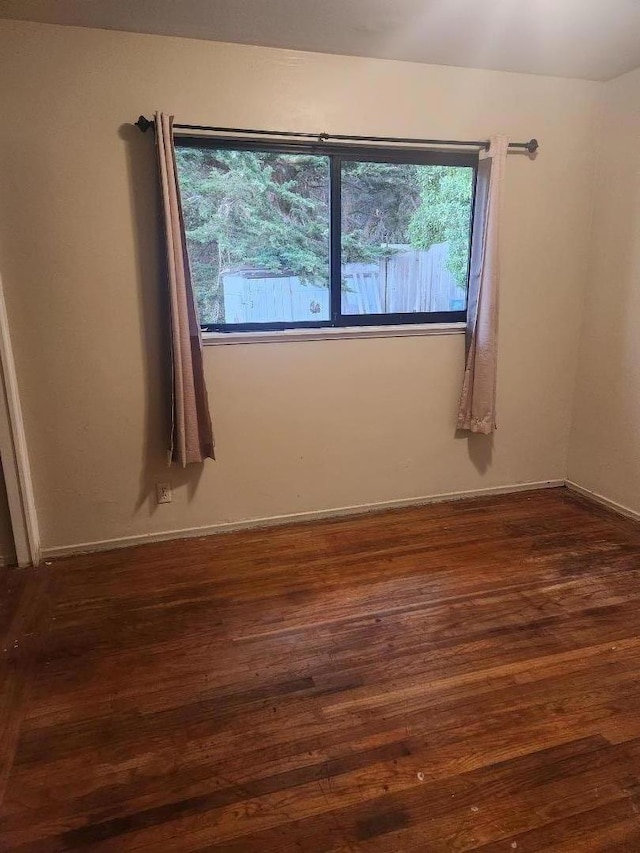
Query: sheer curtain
[
  {"left": 155, "top": 112, "right": 215, "bottom": 466},
  {"left": 457, "top": 135, "right": 509, "bottom": 435}
]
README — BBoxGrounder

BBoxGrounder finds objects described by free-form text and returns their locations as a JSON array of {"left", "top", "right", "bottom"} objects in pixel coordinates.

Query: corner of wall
[
  {"left": 565, "top": 65, "right": 640, "bottom": 517},
  {"left": 564, "top": 79, "right": 607, "bottom": 481}
]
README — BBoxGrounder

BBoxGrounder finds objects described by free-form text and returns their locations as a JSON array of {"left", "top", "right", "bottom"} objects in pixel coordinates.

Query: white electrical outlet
[{"left": 156, "top": 482, "right": 172, "bottom": 504}]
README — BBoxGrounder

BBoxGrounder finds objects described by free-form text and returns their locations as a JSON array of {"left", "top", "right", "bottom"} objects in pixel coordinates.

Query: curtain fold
[
  {"left": 155, "top": 112, "right": 215, "bottom": 466},
  {"left": 456, "top": 135, "right": 509, "bottom": 435}
]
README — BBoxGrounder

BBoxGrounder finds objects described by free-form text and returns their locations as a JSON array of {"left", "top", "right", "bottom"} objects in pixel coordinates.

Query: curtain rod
[{"left": 134, "top": 116, "right": 539, "bottom": 153}]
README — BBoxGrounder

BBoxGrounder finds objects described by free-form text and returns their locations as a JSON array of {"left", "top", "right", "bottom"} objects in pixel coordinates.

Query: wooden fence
[{"left": 222, "top": 243, "right": 464, "bottom": 323}]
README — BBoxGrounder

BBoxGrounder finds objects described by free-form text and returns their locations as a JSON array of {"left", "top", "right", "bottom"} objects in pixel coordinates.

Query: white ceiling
[{"left": 1, "top": 0, "right": 640, "bottom": 81}]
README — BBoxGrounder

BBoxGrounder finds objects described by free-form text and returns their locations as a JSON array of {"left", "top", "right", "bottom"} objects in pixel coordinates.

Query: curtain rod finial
[
  {"left": 527, "top": 138, "right": 539, "bottom": 154},
  {"left": 135, "top": 115, "right": 153, "bottom": 133}
]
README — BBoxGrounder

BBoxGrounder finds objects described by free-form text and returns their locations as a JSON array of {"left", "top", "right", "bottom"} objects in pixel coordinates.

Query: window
[{"left": 175, "top": 138, "right": 477, "bottom": 332}]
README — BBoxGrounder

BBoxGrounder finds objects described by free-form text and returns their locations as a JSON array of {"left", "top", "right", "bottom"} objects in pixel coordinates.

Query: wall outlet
[{"left": 156, "top": 482, "right": 172, "bottom": 504}]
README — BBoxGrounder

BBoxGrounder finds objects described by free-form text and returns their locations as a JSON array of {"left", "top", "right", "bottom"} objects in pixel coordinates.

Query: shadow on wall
[
  {"left": 0, "top": 460, "right": 15, "bottom": 565},
  {"left": 455, "top": 429, "right": 494, "bottom": 474},
  {"left": 119, "top": 123, "right": 206, "bottom": 513}
]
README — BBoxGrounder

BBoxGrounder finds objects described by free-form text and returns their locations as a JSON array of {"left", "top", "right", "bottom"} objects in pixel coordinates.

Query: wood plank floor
[{"left": 2, "top": 487, "right": 640, "bottom": 851}]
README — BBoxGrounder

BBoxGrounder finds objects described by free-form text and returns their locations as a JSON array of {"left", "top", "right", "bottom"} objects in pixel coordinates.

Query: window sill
[{"left": 202, "top": 322, "right": 466, "bottom": 346}]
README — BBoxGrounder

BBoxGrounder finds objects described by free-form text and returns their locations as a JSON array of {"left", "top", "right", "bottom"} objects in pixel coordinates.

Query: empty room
[{"left": 0, "top": 0, "right": 639, "bottom": 849}]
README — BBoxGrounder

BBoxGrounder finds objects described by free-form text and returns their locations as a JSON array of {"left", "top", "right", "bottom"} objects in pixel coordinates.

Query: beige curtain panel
[
  {"left": 457, "top": 135, "right": 509, "bottom": 435},
  {"left": 155, "top": 112, "right": 215, "bottom": 466}
]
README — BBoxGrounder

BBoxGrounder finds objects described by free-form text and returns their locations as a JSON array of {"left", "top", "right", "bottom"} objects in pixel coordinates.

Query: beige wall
[
  {"left": 0, "top": 20, "right": 601, "bottom": 551},
  {"left": 568, "top": 67, "right": 640, "bottom": 515}
]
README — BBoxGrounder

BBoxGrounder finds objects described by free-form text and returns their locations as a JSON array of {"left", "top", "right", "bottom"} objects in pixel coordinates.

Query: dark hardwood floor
[{"left": 2, "top": 487, "right": 640, "bottom": 850}]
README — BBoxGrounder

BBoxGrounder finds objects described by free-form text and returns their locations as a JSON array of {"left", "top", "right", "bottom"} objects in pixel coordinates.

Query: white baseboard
[
  {"left": 565, "top": 480, "right": 640, "bottom": 523},
  {"left": 41, "top": 479, "right": 564, "bottom": 560}
]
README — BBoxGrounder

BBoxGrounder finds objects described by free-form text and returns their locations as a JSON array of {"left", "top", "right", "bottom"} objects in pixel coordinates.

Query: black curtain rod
[{"left": 134, "top": 116, "right": 538, "bottom": 153}]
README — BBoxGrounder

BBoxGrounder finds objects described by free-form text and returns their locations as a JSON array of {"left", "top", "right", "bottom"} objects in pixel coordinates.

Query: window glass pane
[
  {"left": 176, "top": 147, "right": 330, "bottom": 325},
  {"left": 341, "top": 161, "right": 474, "bottom": 315}
]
